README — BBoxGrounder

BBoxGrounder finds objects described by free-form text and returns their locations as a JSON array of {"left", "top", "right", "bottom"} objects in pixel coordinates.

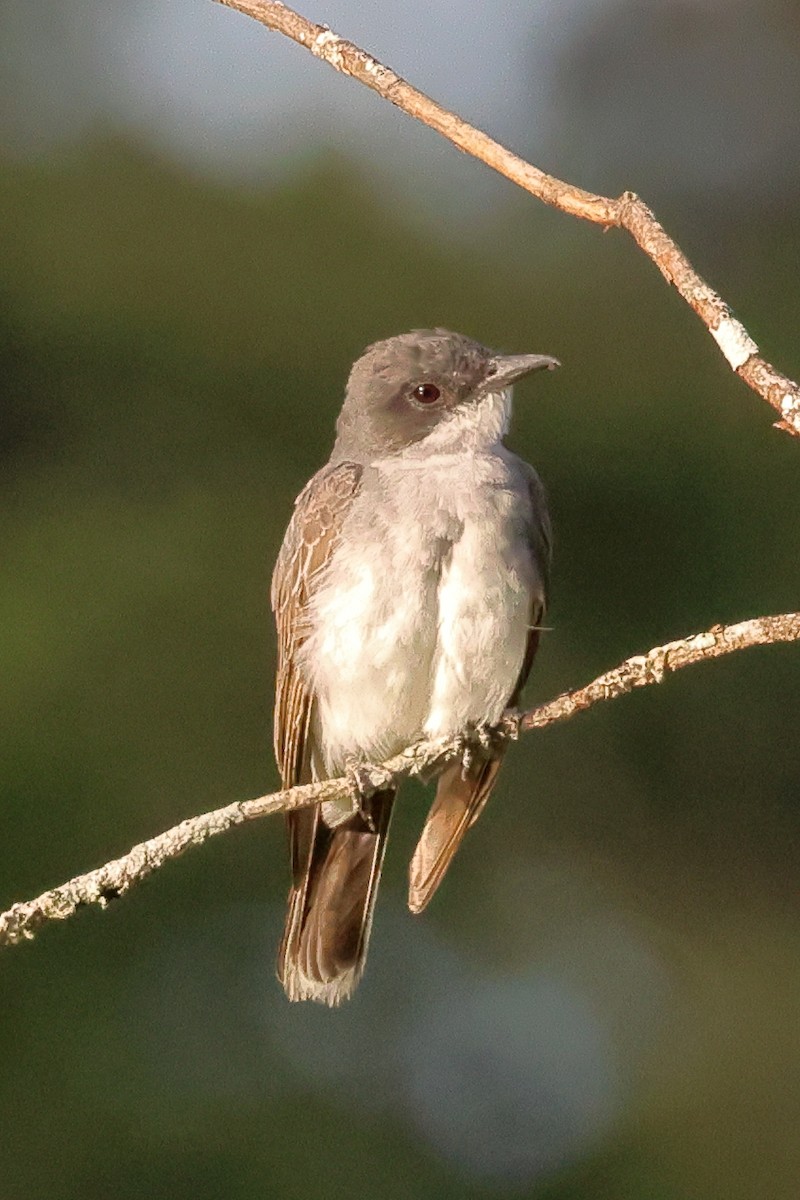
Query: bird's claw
[
  {"left": 345, "top": 760, "right": 394, "bottom": 831},
  {"left": 454, "top": 721, "right": 500, "bottom": 779},
  {"left": 499, "top": 707, "right": 525, "bottom": 741}
]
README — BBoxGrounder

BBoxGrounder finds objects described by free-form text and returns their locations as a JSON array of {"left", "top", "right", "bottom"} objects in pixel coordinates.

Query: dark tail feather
[
  {"left": 278, "top": 790, "right": 395, "bottom": 1005},
  {"left": 408, "top": 751, "right": 504, "bottom": 914}
]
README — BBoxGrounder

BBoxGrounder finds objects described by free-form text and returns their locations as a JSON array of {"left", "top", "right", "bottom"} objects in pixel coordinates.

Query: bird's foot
[
  {"left": 453, "top": 721, "right": 502, "bottom": 779},
  {"left": 498, "top": 707, "right": 525, "bottom": 741},
  {"left": 344, "top": 759, "right": 395, "bottom": 831}
]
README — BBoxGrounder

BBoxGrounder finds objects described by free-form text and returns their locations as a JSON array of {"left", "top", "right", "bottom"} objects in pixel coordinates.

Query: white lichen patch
[
  {"left": 711, "top": 315, "right": 758, "bottom": 370},
  {"left": 724, "top": 619, "right": 753, "bottom": 641},
  {"left": 362, "top": 55, "right": 382, "bottom": 77},
  {"left": 312, "top": 27, "right": 345, "bottom": 68}
]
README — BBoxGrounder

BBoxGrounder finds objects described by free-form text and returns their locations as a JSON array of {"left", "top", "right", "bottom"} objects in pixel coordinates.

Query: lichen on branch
[{"left": 2, "top": 613, "right": 797, "bottom": 949}]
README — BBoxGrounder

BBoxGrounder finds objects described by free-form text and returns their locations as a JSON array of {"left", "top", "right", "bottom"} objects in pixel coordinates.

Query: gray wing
[
  {"left": 271, "top": 461, "right": 363, "bottom": 789},
  {"left": 408, "top": 462, "right": 551, "bottom": 914},
  {"left": 273, "top": 461, "right": 399, "bottom": 1005},
  {"left": 510, "top": 462, "right": 551, "bottom": 704},
  {"left": 272, "top": 460, "right": 363, "bottom": 954}
]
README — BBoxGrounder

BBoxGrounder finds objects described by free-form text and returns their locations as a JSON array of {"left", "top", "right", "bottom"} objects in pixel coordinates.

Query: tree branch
[
  {"left": 215, "top": 0, "right": 800, "bottom": 438},
  {"left": 4, "top": 8, "right": 797, "bottom": 955},
  {"left": 2, "top": 613, "right": 797, "bottom": 949}
]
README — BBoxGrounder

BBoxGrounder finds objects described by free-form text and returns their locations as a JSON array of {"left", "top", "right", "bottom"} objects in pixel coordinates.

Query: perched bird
[{"left": 271, "top": 329, "right": 558, "bottom": 1005}]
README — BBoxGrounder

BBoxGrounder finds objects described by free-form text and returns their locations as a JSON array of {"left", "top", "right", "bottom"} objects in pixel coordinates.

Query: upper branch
[
  {"left": 216, "top": 0, "right": 800, "bottom": 438},
  {"left": 2, "top": 613, "right": 797, "bottom": 949}
]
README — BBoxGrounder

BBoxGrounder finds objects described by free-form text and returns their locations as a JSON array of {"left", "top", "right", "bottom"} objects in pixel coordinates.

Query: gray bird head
[{"left": 332, "top": 329, "right": 559, "bottom": 463}]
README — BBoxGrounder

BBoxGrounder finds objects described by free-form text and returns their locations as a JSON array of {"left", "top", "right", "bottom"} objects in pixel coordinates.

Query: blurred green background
[{"left": 2, "top": 2, "right": 799, "bottom": 1198}]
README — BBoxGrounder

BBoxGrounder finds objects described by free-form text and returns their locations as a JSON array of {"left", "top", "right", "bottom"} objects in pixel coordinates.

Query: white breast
[
  {"left": 422, "top": 511, "right": 532, "bottom": 739},
  {"left": 299, "top": 444, "right": 541, "bottom": 773}
]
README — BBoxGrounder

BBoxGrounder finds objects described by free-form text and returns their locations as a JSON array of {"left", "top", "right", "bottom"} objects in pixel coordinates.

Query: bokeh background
[{"left": 2, "top": 1, "right": 799, "bottom": 1197}]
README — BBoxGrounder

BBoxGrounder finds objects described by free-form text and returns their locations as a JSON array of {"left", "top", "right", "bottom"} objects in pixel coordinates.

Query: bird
[{"left": 271, "top": 328, "right": 558, "bottom": 1005}]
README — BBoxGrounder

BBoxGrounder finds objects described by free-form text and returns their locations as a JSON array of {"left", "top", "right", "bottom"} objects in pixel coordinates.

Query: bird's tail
[
  {"left": 408, "top": 750, "right": 504, "bottom": 913},
  {"left": 278, "top": 789, "right": 395, "bottom": 1005}
]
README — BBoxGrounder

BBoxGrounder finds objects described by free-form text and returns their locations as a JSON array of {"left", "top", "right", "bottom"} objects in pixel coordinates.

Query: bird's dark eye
[{"left": 412, "top": 383, "right": 441, "bottom": 404}]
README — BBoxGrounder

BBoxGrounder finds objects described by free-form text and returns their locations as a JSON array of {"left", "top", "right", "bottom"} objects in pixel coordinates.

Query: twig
[
  {"left": 515, "top": 613, "right": 800, "bottom": 730},
  {"left": 215, "top": 0, "right": 800, "bottom": 438},
  {"left": 2, "top": 613, "right": 797, "bottom": 949}
]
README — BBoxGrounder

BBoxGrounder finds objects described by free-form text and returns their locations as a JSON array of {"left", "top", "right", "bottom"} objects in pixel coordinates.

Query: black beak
[{"left": 484, "top": 353, "right": 561, "bottom": 393}]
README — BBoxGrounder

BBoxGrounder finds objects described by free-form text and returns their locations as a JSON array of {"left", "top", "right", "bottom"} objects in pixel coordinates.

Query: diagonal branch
[
  {"left": 215, "top": 0, "right": 800, "bottom": 438},
  {"left": 2, "top": 613, "right": 797, "bottom": 949}
]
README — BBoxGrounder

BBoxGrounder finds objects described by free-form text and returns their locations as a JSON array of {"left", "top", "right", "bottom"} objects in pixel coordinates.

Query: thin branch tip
[{"left": 215, "top": 0, "right": 800, "bottom": 436}]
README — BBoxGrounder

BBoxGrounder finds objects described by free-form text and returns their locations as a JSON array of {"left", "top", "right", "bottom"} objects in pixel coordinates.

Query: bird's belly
[
  {"left": 300, "top": 512, "right": 533, "bottom": 772},
  {"left": 300, "top": 534, "right": 440, "bottom": 771},
  {"left": 422, "top": 518, "right": 531, "bottom": 740},
  {"left": 297, "top": 453, "right": 542, "bottom": 772}
]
